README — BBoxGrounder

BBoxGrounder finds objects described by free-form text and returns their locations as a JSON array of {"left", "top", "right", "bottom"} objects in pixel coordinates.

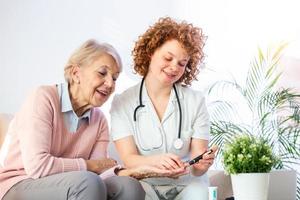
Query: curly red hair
[{"left": 132, "top": 17, "right": 206, "bottom": 86}]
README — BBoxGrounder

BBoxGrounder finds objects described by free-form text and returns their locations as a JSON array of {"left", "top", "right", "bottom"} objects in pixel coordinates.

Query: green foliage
[
  {"left": 223, "top": 135, "right": 278, "bottom": 174},
  {"left": 207, "top": 43, "right": 300, "bottom": 198}
]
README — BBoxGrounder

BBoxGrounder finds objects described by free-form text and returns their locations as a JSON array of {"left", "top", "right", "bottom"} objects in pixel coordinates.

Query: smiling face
[
  {"left": 73, "top": 53, "right": 120, "bottom": 110},
  {"left": 146, "top": 39, "right": 189, "bottom": 86}
]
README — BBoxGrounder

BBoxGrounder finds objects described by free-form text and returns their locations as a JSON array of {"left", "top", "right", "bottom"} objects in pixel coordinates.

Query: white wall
[
  {"left": 0, "top": 0, "right": 177, "bottom": 114},
  {"left": 1, "top": 0, "right": 300, "bottom": 174},
  {"left": 1, "top": 0, "right": 300, "bottom": 117}
]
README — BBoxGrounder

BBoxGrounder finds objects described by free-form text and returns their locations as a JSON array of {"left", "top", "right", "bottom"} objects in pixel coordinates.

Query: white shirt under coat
[{"left": 110, "top": 82, "right": 210, "bottom": 185}]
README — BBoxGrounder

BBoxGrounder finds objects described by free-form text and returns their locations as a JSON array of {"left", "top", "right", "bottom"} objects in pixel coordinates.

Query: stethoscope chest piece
[{"left": 173, "top": 138, "right": 184, "bottom": 150}]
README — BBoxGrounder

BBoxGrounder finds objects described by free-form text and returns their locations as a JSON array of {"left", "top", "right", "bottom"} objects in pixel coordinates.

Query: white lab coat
[{"left": 110, "top": 82, "right": 210, "bottom": 186}]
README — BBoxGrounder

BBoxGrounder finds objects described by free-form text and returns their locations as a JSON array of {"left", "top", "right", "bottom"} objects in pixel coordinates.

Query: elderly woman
[{"left": 0, "top": 40, "right": 145, "bottom": 200}]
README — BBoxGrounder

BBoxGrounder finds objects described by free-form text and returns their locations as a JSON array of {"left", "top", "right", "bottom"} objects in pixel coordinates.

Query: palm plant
[{"left": 206, "top": 44, "right": 300, "bottom": 198}]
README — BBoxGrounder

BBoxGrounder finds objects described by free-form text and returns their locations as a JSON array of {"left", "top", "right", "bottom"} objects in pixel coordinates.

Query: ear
[{"left": 71, "top": 65, "right": 81, "bottom": 84}]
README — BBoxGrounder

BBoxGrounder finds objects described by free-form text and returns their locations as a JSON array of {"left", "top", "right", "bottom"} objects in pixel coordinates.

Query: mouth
[
  {"left": 96, "top": 89, "right": 110, "bottom": 98},
  {"left": 163, "top": 70, "right": 177, "bottom": 79}
]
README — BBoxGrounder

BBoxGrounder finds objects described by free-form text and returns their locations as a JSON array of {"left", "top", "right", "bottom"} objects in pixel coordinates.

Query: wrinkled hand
[
  {"left": 119, "top": 165, "right": 189, "bottom": 180},
  {"left": 86, "top": 158, "right": 117, "bottom": 174},
  {"left": 151, "top": 153, "right": 186, "bottom": 170}
]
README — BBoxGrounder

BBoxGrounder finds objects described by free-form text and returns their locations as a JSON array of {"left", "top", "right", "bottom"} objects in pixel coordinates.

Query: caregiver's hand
[
  {"left": 150, "top": 153, "right": 186, "bottom": 170},
  {"left": 191, "top": 145, "right": 218, "bottom": 172}
]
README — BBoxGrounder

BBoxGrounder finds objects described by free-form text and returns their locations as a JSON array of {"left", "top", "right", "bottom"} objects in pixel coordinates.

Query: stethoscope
[{"left": 133, "top": 78, "right": 184, "bottom": 151}]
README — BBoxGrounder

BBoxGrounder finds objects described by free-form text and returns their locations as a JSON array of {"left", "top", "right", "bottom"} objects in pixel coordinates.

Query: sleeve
[
  {"left": 98, "top": 165, "right": 123, "bottom": 180},
  {"left": 191, "top": 93, "right": 210, "bottom": 141},
  {"left": 89, "top": 112, "right": 110, "bottom": 159},
  {"left": 18, "top": 87, "right": 86, "bottom": 179},
  {"left": 109, "top": 94, "right": 134, "bottom": 141}
]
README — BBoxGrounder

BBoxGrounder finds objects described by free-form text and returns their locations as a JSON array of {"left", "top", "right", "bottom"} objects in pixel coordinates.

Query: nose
[
  {"left": 104, "top": 76, "right": 114, "bottom": 88},
  {"left": 170, "top": 60, "right": 179, "bottom": 71}
]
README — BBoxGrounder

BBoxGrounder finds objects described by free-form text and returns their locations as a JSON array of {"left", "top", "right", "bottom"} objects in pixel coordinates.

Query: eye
[
  {"left": 98, "top": 69, "right": 107, "bottom": 76},
  {"left": 178, "top": 62, "right": 187, "bottom": 67},
  {"left": 164, "top": 56, "right": 172, "bottom": 61}
]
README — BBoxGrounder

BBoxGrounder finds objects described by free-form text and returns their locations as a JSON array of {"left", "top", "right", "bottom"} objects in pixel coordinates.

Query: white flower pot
[{"left": 231, "top": 173, "right": 270, "bottom": 200}]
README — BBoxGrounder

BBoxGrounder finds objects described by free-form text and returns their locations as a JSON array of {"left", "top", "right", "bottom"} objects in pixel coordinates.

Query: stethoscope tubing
[
  {"left": 133, "top": 78, "right": 182, "bottom": 151},
  {"left": 173, "top": 82, "right": 182, "bottom": 140},
  {"left": 133, "top": 78, "right": 145, "bottom": 121}
]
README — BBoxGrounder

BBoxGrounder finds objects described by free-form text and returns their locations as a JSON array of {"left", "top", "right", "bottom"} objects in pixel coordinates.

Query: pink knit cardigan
[{"left": 0, "top": 85, "right": 114, "bottom": 199}]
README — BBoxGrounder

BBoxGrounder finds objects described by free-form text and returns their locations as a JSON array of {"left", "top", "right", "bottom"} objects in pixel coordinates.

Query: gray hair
[{"left": 64, "top": 39, "right": 122, "bottom": 83}]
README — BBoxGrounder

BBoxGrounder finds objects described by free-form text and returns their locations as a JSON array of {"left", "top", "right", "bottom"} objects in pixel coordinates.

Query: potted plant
[
  {"left": 206, "top": 43, "right": 300, "bottom": 198},
  {"left": 223, "top": 134, "right": 278, "bottom": 200}
]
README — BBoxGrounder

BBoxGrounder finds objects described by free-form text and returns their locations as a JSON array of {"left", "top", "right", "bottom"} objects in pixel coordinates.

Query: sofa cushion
[
  {"left": 0, "top": 113, "right": 13, "bottom": 149},
  {"left": 208, "top": 170, "right": 233, "bottom": 200}
]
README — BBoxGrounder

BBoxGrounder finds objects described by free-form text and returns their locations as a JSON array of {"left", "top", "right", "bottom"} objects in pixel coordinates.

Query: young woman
[{"left": 110, "top": 17, "right": 217, "bottom": 200}]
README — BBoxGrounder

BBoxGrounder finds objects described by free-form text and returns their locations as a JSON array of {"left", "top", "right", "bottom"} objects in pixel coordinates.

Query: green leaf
[{"left": 207, "top": 43, "right": 300, "bottom": 194}]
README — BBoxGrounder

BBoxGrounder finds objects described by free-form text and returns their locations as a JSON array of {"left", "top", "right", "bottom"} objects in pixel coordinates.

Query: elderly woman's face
[{"left": 77, "top": 53, "right": 120, "bottom": 107}]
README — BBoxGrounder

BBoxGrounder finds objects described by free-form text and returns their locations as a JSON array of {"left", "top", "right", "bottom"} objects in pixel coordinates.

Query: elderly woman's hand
[
  {"left": 86, "top": 158, "right": 117, "bottom": 174},
  {"left": 117, "top": 165, "right": 188, "bottom": 180}
]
